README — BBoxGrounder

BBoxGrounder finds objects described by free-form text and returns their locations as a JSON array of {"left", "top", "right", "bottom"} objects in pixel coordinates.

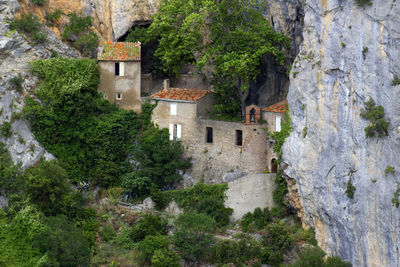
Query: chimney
[{"left": 163, "top": 79, "right": 170, "bottom": 91}]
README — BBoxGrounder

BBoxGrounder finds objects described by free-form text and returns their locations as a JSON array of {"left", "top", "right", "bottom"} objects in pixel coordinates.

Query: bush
[
  {"left": 9, "top": 74, "right": 24, "bottom": 92},
  {"left": 32, "top": 0, "right": 46, "bottom": 5},
  {"left": 360, "top": 98, "right": 389, "bottom": 138},
  {"left": 138, "top": 235, "right": 170, "bottom": 265},
  {"left": 10, "top": 13, "right": 46, "bottom": 43},
  {"left": 134, "top": 126, "right": 192, "bottom": 188},
  {"left": 132, "top": 213, "right": 168, "bottom": 242},
  {"left": 354, "top": 0, "right": 372, "bottom": 7},
  {"left": 0, "top": 142, "right": 22, "bottom": 192},
  {"left": 393, "top": 75, "right": 400, "bottom": 86},
  {"left": 260, "top": 223, "right": 294, "bottom": 265},
  {"left": 385, "top": 166, "right": 395, "bottom": 177},
  {"left": 121, "top": 172, "right": 153, "bottom": 199},
  {"left": 24, "top": 160, "right": 71, "bottom": 215},
  {"left": 240, "top": 207, "right": 272, "bottom": 232},
  {"left": 345, "top": 179, "right": 356, "bottom": 199},
  {"left": 392, "top": 188, "right": 400, "bottom": 208},
  {"left": 0, "top": 122, "right": 13, "bottom": 138},
  {"left": 290, "top": 247, "right": 351, "bottom": 267},
  {"left": 75, "top": 31, "right": 99, "bottom": 58},
  {"left": 45, "top": 9, "right": 62, "bottom": 26},
  {"left": 151, "top": 249, "right": 181, "bottom": 267},
  {"left": 173, "top": 213, "right": 216, "bottom": 261},
  {"left": 162, "top": 183, "right": 232, "bottom": 226},
  {"left": 107, "top": 187, "right": 124, "bottom": 204},
  {"left": 100, "top": 226, "right": 116, "bottom": 242},
  {"left": 33, "top": 215, "right": 91, "bottom": 267}
]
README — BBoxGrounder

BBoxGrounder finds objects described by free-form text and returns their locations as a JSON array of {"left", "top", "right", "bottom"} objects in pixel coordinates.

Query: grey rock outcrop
[
  {"left": 0, "top": 0, "right": 78, "bottom": 168},
  {"left": 283, "top": 0, "right": 400, "bottom": 266}
]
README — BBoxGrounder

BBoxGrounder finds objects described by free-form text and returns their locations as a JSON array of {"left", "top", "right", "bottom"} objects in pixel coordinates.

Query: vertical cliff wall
[{"left": 283, "top": 0, "right": 400, "bottom": 266}]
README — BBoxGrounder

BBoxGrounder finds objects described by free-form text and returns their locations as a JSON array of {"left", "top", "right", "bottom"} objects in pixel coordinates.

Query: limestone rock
[
  {"left": 0, "top": 0, "right": 78, "bottom": 168},
  {"left": 165, "top": 200, "right": 182, "bottom": 217},
  {"left": 283, "top": 0, "right": 400, "bottom": 266},
  {"left": 143, "top": 197, "right": 156, "bottom": 210}
]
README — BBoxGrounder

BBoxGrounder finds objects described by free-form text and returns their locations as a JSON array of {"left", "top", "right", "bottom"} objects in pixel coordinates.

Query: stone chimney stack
[{"left": 163, "top": 79, "right": 170, "bottom": 91}]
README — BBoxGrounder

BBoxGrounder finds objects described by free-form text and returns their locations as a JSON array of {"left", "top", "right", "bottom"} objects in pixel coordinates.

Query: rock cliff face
[
  {"left": 283, "top": 0, "right": 400, "bottom": 266},
  {"left": 29, "top": 0, "right": 160, "bottom": 40},
  {"left": 0, "top": 0, "right": 78, "bottom": 167}
]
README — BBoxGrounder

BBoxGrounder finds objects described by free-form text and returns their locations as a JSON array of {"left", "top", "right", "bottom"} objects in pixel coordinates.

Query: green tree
[
  {"left": 25, "top": 160, "right": 71, "bottom": 215},
  {"left": 138, "top": 235, "right": 170, "bottom": 265},
  {"left": 134, "top": 126, "right": 191, "bottom": 188},
  {"left": 33, "top": 215, "right": 91, "bottom": 267},
  {"left": 129, "top": 0, "right": 289, "bottom": 118},
  {"left": 172, "top": 212, "right": 216, "bottom": 261}
]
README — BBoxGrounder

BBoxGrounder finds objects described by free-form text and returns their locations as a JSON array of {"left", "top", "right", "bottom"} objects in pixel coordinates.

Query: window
[
  {"left": 276, "top": 116, "right": 281, "bottom": 132},
  {"left": 114, "top": 62, "right": 124, "bottom": 76},
  {"left": 169, "top": 124, "right": 182, "bottom": 141},
  {"left": 236, "top": 130, "right": 243, "bottom": 146},
  {"left": 206, "top": 127, "right": 213, "bottom": 143},
  {"left": 170, "top": 103, "right": 177, "bottom": 115},
  {"left": 116, "top": 93, "right": 122, "bottom": 100},
  {"left": 115, "top": 63, "right": 119, "bottom": 76}
]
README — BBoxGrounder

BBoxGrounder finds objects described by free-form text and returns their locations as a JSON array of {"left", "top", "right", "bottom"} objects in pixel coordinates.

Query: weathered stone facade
[
  {"left": 151, "top": 87, "right": 286, "bottom": 183},
  {"left": 97, "top": 42, "right": 141, "bottom": 113}
]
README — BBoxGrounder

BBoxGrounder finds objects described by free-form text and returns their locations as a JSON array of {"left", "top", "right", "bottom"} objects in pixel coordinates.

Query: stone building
[
  {"left": 97, "top": 41, "right": 142, "bottom": 113},
  {"left": 150, "top": 82, "right": 288, "bottom": 184}
]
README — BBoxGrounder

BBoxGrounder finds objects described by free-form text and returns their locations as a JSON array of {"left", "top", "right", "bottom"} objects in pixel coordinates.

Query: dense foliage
[
  {"left": 127, "top": 0, "right": 289, "bottom": 118},
  {"left": 162, "top": 183, "right": 232, "bottom": 226},
  {"left": 10, "top": 13, "right": 46, "bottom": 43},
  {"left": 360, "top": 98, "right": 389, "bottom": 138},
  {"left": 9, "top": 74, "right": 24, "bottom": 92},
  {"left": 269, "top": 110, "right": 293, "bottom": 215},
  {"left": 62, "top": 12, "right": 98, "bottom": 57}
]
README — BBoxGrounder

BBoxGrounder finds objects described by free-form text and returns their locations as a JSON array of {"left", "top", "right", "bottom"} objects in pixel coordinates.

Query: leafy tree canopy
[{"left": 127, "top": 0, "right": 290, "bottom": 118}]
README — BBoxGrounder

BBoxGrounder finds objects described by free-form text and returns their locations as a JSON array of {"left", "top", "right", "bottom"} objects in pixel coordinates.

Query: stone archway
[{"left": 271, "top": 158, "right": 278, "bottom": 173}]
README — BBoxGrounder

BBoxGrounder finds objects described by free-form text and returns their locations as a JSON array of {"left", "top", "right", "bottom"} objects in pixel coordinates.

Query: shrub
[
  {"left": 132, "top": 213, "right": 168, "bottom": 242},
  {"left": 290, "top": 247, "right": 351, "bottom": 267},
  {"left": 137, "top": 235, "right": 170, "bottom": 265},
  {"left": 240, "top": 207, "right": 272, "bottom": 232},
  {"left": 151, "top": 249, "right": 181, "bottom": 267},
  {"left": 10, "top": 13, "right": 46, "bottom": 43},
  {"left": 0, "top": 122, "right": 12, "bottom": 138},
  {"left": 162, "top": 183, "right": 232, "bottom": 226},
  {"left": 24, "top": 159, "right": 71, "bottom": 215},
  {"left": 360, "top": 98, "right": 389, "bottom": 138},
  {"left": 121, "top": 172, "right": 153, "bottom": 199},
  {"left": 33, "top": 215, "right": 91, "bottom": 266},
  {"left": 173, "top": 213, "right": 216, "bottom": 261},
  {"left": 354, "top": 0, "right": 372, "bottom": 7},
  {"left": 45, "top": 9, "right": 62, "bottom": 26},
  {"left": 0, "top": 142, "right": 22, "bottom": 192},
  {"left": 100, "top": 226, "right": 116, "bottom": 242},
  {"left": 9, "top": 74, "right": 23, "bottom": 92},
  {"left": 393, "top": 75, "right": 400, "bottom": 86},
  {"left": 362, "top": 47, "right": 368, "bottom": 60},
  {"left": 62, "top": 12, "right": 92, "bottom": 40},
  {"left": 106, "top": 187, "right": 124, "bottom": 204},
  {"left": 260, "top": 223, "right": 294, "bottom": 265},
  {"left": 75, "top": 31, "right": 99, "bottom": 58},
  {"left": 392, "top": 188, "right": 400, "bottom": 208},
  {"left": 345, "top": 179, "right": 356, "bottom": 199},
  {"left": 32, "top": 0, "right": 46, "bottom": 5},
  {"left": 385, "top": 166, "right": 395, "bottom": 177}
]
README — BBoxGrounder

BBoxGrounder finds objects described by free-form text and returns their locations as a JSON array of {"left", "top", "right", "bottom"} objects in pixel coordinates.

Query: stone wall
[{"left": 98, "top": 61, "right": 141, "bottom": 113}]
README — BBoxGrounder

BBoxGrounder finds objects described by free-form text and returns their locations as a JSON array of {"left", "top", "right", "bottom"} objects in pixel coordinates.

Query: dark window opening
[
  {"left": 271, "top": 159, "right": 278, "bottom": 173},
  {"left": 206, "top": 127, "right": 213, "bottom": 143},
  {"left": 116, "top": 93, "right": 122, "bottom": 100},
  {"left": 115, "top": 62, "right": 120, "bottom": 76},
  {"left": 236, "top": 130, "right": 243, "bottom": 146},
  {"left": 250, "top": 108, "right": 256, "bottom": 123}
]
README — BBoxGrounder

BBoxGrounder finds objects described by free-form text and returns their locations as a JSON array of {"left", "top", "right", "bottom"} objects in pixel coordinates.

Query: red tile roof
[
  {"left": 263, "top": 99, "right": 288, "bottom": 113},
  {"left": 151, "top": 88, "right": 212, "bottom": 102},
  {"left": 98, "top": 41, "right": 140, "bottom": 61}
]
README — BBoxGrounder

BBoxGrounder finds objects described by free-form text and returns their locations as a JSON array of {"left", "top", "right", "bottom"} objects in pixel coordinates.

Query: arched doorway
[{"left": 271, "top": 159, "right": 278, "bottom": 173}]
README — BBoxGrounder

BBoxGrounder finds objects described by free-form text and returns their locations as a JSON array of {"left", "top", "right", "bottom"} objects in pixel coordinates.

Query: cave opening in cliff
[{"left": 118, "top": 23, "right": 163, "bottom": 76}]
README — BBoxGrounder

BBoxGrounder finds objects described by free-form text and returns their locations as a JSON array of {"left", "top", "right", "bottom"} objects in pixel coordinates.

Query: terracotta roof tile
[
  {"left": 263, "top": 99, "right": 288, "bottom": 113},
  {"left": 150, "top": 88, "right": 212, "bottom": 102},
  {"left": 98, "top": 41, "right": 141, "bottom": 61}
]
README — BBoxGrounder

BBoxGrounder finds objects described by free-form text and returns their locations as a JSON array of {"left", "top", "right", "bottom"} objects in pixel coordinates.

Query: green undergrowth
[
  {"left": 10, "top": 13, "right": 46, "bottom": 44},
  {"left": 360, "top": 98, "right": 389, "bottom": 138},
  {"left": 269, "top": 110, "right": 293, "bottom": 216},
  {"left": 160, "top": 183, "right": 233, "bottom": 226}
]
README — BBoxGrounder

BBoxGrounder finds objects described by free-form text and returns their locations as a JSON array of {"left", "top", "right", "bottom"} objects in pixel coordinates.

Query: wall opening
[
  {"left": 206, "top": 127, "right": 213, "bottom": 143},
  {"left": 236, "top": 130, "right": 243, "bottom": 146},
  {"left": 116, "top": 92, "right": 122, "bottom": 100},
  {"left": 115, "top": 62, "right": 120, "bottom": 76},
  {"left": 271, "top": 158, "right": 278, "bottom": 173}
]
